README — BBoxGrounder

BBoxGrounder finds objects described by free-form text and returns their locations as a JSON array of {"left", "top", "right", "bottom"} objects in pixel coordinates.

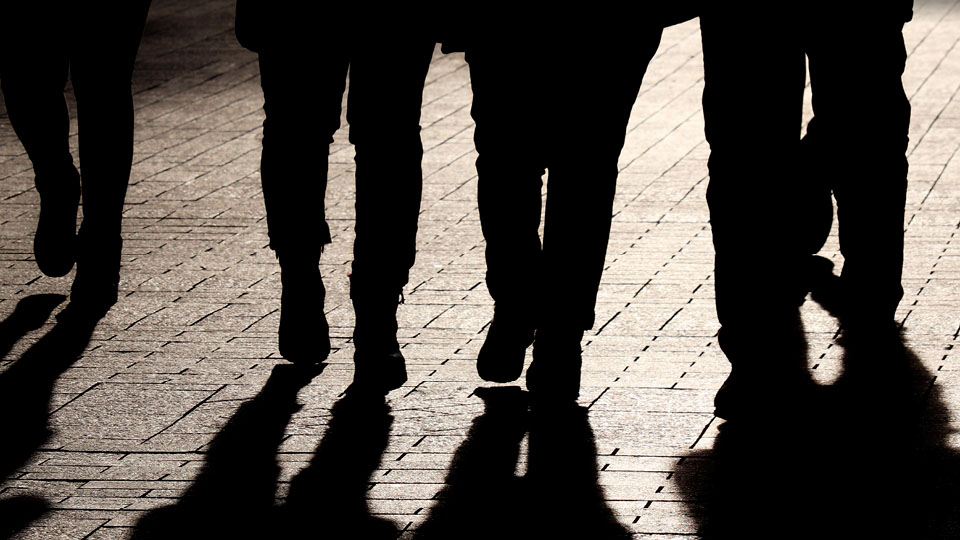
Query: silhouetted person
[
  {"left": 235, "top": 4, "right": 434, "bottom": 392},
  {"left": 452, "top": 12, "right": 696, "bottom": 399},
  {"left": 700, "top": 1, "right": 914, "bottom": 419},
  {"left": 0, "top": 3, "right": 152, "bottom": 317}
]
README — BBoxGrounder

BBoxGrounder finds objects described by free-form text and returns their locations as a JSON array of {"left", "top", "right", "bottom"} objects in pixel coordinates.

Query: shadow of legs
[
  {"left": 413, "top": 386, "right": 528, "bottom": 540},
  {"left": 0, "top": 297, "right": 103, "bottom": 539},
  {"left": 526, "top": 401, "right": 631, "bottom": 540},
  {"left": 283, "top": 389, "right": 398, "bottom": 538},
  {"left": 131, "top": 364, "right": 321, "bottom": 540},
  {"left": 0, "top": 294, "right": 65, "bottom": 361},
  {"left": 0, "top": 300, "right": 101, "bottom": 481},
  {"left": 0, "top": 496, "right": 49, "bottom": 540}
]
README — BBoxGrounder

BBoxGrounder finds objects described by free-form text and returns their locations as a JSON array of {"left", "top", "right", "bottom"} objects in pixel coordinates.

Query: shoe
[
  {"left": 806, "top": 255, "right": 845, "bottom": 316},
  {"left": 278, "top": 257, "right": 330, "bottom": 366},
  {"left": 34, "top": 170, "right": 80, "bottom": 277},
  {"left": 477, "top": 314, "right": 534, "bottom": 383},
  {"left": 351, "top": 350, "right": 407, "bottom": 395},
  {"left": 527, "top": 329, "right": 583, "bottom": 402},
  {"left": 350, "top": 281, "right": 406, "bottom": 394},
  {"left": 65, "top": 258, "right": 120, "bottom": 321},
  {"left": 713, "top": 366, "right": 816, "bottom": 421}
]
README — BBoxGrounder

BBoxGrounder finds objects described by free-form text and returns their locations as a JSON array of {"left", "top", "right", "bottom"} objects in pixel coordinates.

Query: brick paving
[{"left": 1, "top": 1, "right": 960, "bottom": 538}]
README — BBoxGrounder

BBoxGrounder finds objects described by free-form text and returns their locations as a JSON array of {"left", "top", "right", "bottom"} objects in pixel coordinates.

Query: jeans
[
  {"left": 467, "top": 26, "right": 664, "bottom": 331},
  {"left": 257, "top": 35, "right": 435, "bottom": 298}
]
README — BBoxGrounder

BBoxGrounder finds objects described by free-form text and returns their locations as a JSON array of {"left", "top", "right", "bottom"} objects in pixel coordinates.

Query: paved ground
[{"left": 1, "top": 2, "right": 960, "bottom": 538}]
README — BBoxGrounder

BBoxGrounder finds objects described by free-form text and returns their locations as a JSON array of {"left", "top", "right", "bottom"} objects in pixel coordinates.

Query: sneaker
[{"left": 477, "top": 314, "right": 534, "bottom": 383}]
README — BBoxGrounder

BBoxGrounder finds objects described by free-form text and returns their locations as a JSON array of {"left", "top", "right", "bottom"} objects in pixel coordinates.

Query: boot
[
  {"left": 34, "top": 167, "right": 80, "bottom": 277},
  {"left": 350, "top": 279, "right": 406, "bottom": 394},
  {"left": 477, "top": 305, "right": 535, "bottom": 383},
  {"left": 278, "top": 252, "right": 330, "bottom": 365},
  {"left": 527, "top": 327, "right": 584, "bottom": 402}
]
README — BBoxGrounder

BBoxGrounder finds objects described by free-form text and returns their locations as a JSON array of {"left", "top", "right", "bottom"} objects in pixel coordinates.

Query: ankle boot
[
  {"left": 278, "top": 253, "right": 330, "bottom": 365},
  {"left": 34, "top": 167, "right": 80, "bottom": 277},
  {"left": 351, "top": 280, "right": 406, "bottom": 393},
  {"left": 527, "top": 327, "right": 584, "bottom": 401}
]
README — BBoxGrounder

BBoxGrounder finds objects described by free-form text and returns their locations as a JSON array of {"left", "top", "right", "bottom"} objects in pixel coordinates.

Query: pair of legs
[
  {"left": 0, "top": 2, "right": 151, "bottom": 315},
  {"left": 256, "top": 32, "right": 434, "bottom": 391},
  {"left": 466, "top": 27, "right": 664, "bottom": 398},
  {"left": 700, "top": 2, "right": 911, "bottom": 418}
]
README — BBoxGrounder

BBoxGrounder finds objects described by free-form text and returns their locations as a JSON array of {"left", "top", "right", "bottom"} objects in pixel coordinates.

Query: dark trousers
[
  {"left": 701, "top": 2, "right": 911, "bottom": 359},
  {"left": 467, "top": 28, "right": 663, "bottom": 331},
  {"left": 257, "top": 37, "right": 435, "bottom": 297},
  {"left": 0, "top": 3, "right": 151, "bottom": 275}
]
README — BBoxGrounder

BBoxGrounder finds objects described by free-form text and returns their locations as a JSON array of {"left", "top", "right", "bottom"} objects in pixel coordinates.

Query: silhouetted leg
[
  {"left": 258, "top": 40, "right": 348, "bottom": 365},
  {"left": 805, "top": 5, "right": 910, "bottom": 331},
  {"left": 0, "top": 10, "right": 80, "bottom": 278},
  {"left": 347, "top": 38, "right": 434, "bottom": 391},
  {"left": 700, "top": 5, "right": 813, "bottom": 419},
  {"left": 528, "top": 29, "right": 662, "bottom": 400},
  {"left": 466, "top": 39, "right": 548, "bottom": 382},
  {"left": 131, "top": 364, "right": 319, "bottom": 539},
  {"left": 798, "top": 119, "right": 836, "bottom": 256},
  {"left": 68, "top": 2, "right": 151, "bottom": 313}
]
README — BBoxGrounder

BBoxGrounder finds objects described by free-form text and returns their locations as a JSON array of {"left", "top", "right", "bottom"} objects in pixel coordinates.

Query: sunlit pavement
[{"left": 1, "top": 2, "right": 960, "bottom": 538}]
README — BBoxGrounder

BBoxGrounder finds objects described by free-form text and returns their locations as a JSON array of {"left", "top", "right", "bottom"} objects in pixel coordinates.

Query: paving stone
[{"left": 1, "top": 3, "right": 959, "bottom": 538}]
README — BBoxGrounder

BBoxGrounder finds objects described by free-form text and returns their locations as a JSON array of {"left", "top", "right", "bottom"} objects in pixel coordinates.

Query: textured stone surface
[{"left": 2, "top": 1, "right": 960, "bottom": 538}]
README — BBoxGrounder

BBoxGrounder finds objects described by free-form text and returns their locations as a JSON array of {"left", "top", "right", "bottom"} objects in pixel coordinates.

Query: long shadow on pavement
[
  {"left": 0, "top": 295, "right": 103, "bottom": 540},
  {"left": 132, "top": 366, "right": 399, "bottom": 539},
  {"left": 413, "top": 386, "right": 630, "bottom": 540},
  {"left": 280, "top": 389, "right": 397, "bottom": 539},
  {"left": 0, "top": 294, "right": 65, "bottom": 363},
  {"left": 676, "top": 315, "right": 960, "bottom": 538},
  {"left": 131, "top": 363, "right": 321, "bottom": 539}
]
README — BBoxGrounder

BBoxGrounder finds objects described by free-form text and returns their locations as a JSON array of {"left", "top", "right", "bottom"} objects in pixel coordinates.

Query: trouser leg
[
  {"left": 466, "top": 41, "right": 548, "bottom": 319},
  {"left": 540, "top": 29, "right": 663, "bottom": 333},
  {"left": 0, "top": 18, "right": 76, "bottom": 200},
  {"left": 701, "top": 4, "right": 810, "bottom": 364},
  {"left": 805, "top": 4, "right": 910, "bottom": 326},
  {"left": 69, "top": 2, "right": 151, "bottom": 282},
  {"left": 258, "top": 46, "right": 347, "bottom": 256},
  {"left": 347, "top": 38, "right": 434, "bottom": 350},
  {"left": 0, "top": 10, "right": 81, "bottom": 278}
]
